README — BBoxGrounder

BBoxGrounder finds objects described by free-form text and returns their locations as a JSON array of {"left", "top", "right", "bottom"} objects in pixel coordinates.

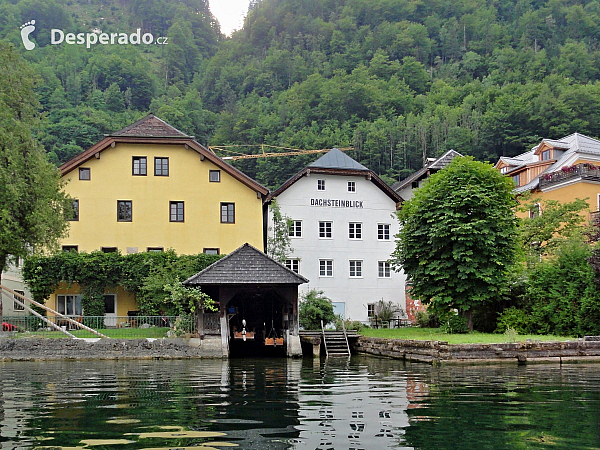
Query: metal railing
[
  {"left": 370, "top": 317, "right": 412, "bottom": 329},
  {"left": 0, "top": 315, "right": 195, "bottom": 339},
  {"left": 539, "top": 163, "right": 600, "bottom": 189}
]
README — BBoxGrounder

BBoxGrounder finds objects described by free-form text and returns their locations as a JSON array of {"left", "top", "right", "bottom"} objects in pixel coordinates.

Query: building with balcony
[{"left": 495, "top": 133, "right": 600, "bottom": 219}]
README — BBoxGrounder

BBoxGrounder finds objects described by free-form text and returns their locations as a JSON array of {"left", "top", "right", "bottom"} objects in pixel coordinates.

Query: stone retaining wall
[
  {"left": 0, "top": 337, "right": 224, "bottom": 361},
  {"left": 353, "top": 337, "right": 600, "bottom": 364}
]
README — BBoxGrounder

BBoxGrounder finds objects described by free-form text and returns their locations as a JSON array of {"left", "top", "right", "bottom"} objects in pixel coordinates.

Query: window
[
  {"left": 285, "top": 259, "right": 300, "bottom": 273},
  {"left": 79, "top": 168, "right": 90, "bottom": 180},
  {"left": 62, "top": 245, "right": 78, "bottom": 252},
  {"left": 204, "top": 248, "right": 220, "bottom": 255},
  {"left": 348, "top": 181, "right": 356, "bottom": 192},
  {"left": 13, "top": 290, "right": 25, "bottom": 311},
  {"left": 319, "top": 221, "right": 332, "bottom": 238},
  {"left": 317, "top": 179, "right": 325, "bottom": 191},
  {"left": 529, "top": 203, "right": 541, "bottom": 219},
  {"left": 367, "top": 303, "right": 375, "bottom": 318},
  {"left": 56, "top": 295, "right": 82, "bottom": 316},
  {"left": 147, "top": 247, "right": 164, "bottom": 252},
  {"left": 170, "top": 201, "right": 184, "bottom": 222},
  {"left": 378, "top": 224, "right": 390, "bottom": 240},
  {"left": 209, "top": 170, "right": 221, "bottom": 182},
  {"left": 541, "top": 150, "right": 551, "bottom": 161},
  {"left": 378, "top": 261, "right": 391, "bottom": 278},
  {"left": 319, "top": 259, "right": 333, "bottom": 277},
  {"left": 349, "top": 260, "right": 362, "bottom": 277},
  {"left": 349, "top": 222, "right": 362, "bottom": 239},
  {"left": 154, "top": 157, "right": 169, "bottom": 176},
  {"left": 132, "top": 156, "right": 147, "bottom": 175},
  {"left": 117, "top": 200, "right": 132, "bottom": 222},
  {"left": 512, "top": 174, "right": 520, "bottom": 186},
  {"left": 101, "top": 247, "right": 118, "bottom": 253},
  {"left": 288, "top": 220, "right": 302, "bottom": 238},
  {"left": 500, "top": 166, "right": 509, "bottom": 174},
  {"left": 221, "top": 203, "right": 235, "bottom": 223},
  {"left": 103, "top": 294, "right": 116, "bottom": 314},
  {"left": 70, "top": 199, "right": 79, "bottom": 221}
]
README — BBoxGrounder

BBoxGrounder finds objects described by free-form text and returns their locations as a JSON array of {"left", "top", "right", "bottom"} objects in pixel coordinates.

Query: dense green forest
[{"left": 3, "top": 0, "right": 600, "bottom": 188}]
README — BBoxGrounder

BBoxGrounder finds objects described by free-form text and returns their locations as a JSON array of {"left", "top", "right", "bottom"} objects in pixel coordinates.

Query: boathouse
[{"left": 184, "top": 243, "right": 308, "bottom": 358}]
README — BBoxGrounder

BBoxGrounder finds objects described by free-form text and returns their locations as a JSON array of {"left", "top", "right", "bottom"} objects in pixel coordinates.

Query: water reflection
[{"left": 0, "top": 358, "right": 599, "bottom": 449}]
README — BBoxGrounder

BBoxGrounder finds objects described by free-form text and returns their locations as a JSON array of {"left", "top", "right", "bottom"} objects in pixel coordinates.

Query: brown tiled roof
[
  {"left": 183, "top": 243, "right": 309, "bottom": 285},
  {"left": 110, "top": 114, "right": 190, "bottom": 138},
  {"left": 58, "top": 116, "right": 269, "bottom": 196}
]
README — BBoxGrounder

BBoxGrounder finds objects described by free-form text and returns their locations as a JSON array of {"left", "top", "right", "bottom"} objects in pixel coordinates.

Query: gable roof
[
  {"left": 58, "top": 115, "right": 269, "bottom": 196},
  {"left": 268, "top": 149, "right": 402, "bottom": 204},
  {"left": 392, "top": 149, "right": 462, "bottom": 192},
  {"left": 110, "top": 114, "right": 190, "bottom": 138},
  {"left": 309, "top": 148, "right": 369, "bottom": 171},
  {"left": 498, "top": 132, "right": 600, "bottom": 193},
  {"left": 184, "top": 243, "right": 309, "bottom": 285}
]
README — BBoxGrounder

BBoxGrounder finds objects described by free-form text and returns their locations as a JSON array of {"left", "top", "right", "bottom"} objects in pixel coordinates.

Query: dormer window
[
  {"left": 541, "top": 150, "right": 551, "bottom": 161},
  {"left": 500, "top": 167, "right": 509, "bottom": 174}
]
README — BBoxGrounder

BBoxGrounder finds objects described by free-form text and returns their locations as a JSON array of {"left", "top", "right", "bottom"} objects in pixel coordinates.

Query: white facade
[
  {"left": 270, "top": 170, "right": 405, "bottom": 323},
  {"left": 1, "top": 260, "right": 30, "bottom": 317}
]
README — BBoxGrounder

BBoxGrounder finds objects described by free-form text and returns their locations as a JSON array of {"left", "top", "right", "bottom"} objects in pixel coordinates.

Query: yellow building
[
  {"left": 495, "top": 133, "right": 600, "bottom": 220},
  {"left": 47, "top": 114, "right": 268, "bottom": 322}
]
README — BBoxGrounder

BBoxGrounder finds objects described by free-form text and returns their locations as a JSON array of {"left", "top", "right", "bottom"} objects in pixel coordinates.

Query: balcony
[
  {"left": 591, "top": 210, "right": 600, "bottom": 226},
  {"left": 539, "top": 163, "right": 600, "bottom": 189}
]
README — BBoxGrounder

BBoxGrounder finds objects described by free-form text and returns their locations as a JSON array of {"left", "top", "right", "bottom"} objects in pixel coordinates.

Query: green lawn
[
  {"left": 16, "top": 327, "right": 171, "bottom": 339},
  {"left": 360, "top": 327, "right": 574, "bottom": 345}
]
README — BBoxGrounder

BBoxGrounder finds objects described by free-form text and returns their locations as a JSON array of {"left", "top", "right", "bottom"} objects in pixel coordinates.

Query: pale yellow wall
[
  {"left": 61, "top": 142, "right": 264, "bottom": 254},
  {"left": 47, "top": 283, "right": 137, "bottom": 318},
  {"left": 517, "top": 181, "right": 600, "bottom": 219}
]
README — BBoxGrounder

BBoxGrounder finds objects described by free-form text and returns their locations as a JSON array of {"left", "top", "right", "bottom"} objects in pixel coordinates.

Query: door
[{"left": 103, "top": 294, "right": 117, "bottom": 327}]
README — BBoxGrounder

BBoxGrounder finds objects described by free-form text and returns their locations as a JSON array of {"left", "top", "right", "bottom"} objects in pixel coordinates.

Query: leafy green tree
[
  {"left": 266, "top": 199, "right": 293, "bottom": 263},
  {"left": 0, "top": 42, "right": 72, "bottom": 316},
  {"left": 299, "top": 289, "right": 336, "bottom": 330},
  {"left": 392, "top": 157, "right": 518, "bottom": 330}
]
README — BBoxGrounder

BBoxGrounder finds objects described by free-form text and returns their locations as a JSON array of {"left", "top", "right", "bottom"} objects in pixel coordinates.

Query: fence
[{"left": 1, "top": 315, "right": 195, "bottom": 339}]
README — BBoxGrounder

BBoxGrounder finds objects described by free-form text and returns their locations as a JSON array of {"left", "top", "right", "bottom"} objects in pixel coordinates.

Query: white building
[
  {"left": 1, "top": 260, "right": 30, "bottom": 318},
  {"left": 268, "top": 149, "right": 405, "bottom": 323}
]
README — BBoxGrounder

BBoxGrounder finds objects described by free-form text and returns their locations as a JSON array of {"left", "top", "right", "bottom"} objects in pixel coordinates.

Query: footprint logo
[{"left": 20, "top": 20, "right": 36, "bottom": 51}]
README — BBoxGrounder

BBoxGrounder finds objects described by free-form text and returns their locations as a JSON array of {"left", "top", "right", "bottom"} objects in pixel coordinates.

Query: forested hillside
[{"left": 3, "top": 0, "right": 600, "bottom": 188}]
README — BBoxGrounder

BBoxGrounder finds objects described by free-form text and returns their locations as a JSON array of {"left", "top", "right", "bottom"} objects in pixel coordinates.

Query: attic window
[
  {"left": 500, "top": 167, "right": 509, "bottom": 174},
  {"left": 79, "top": 168, "right": 90, "bottom": 180},
  {"left": 541, "top": 150, "right": 551, "bottom": 161}
]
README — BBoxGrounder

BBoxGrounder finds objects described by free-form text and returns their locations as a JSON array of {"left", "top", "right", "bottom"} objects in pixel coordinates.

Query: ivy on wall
[{"left": 22, "top": 250, "right": 221, "bottom": 316}]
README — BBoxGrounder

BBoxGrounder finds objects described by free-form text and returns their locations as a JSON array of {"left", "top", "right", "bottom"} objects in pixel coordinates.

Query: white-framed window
[
  {"left": 289, "top": 220, "right": 302, "bottom": 238},
  {"left": 378, "top": 261, "right": 391, "bottom": 278},
  {"left": 500, "top": 166, "right": 509, "bottom": 174},
  {"left": 13, "top": 290, "right": 25, "bottom": 311},
  {"left": 378, "top": 223, "right": 390, "bottom": 240},
  {"left": 56, "top": 295, "right": 83, "bottom": 316},
  {"left": 285, "top": 259, "right": 300, "bottom": 273},
  {"left": 319, "top": 221, "right": 332, "bottom": 238},
  {"left": 529, "top": 203, "right": 541, "bottom": 219},
  {"left": 367, "top": 303, "right": 375, "bottom": 318},
  {"left": 541, "top": 150, "right": 551, "bottom": 161},
  {"left": 348, "top": 222, "right": 362, "bottom": 239},
  {"left": 349, "top": 260, "right": 362, "bottom": 278},
  {"left": 319, "top": 259, "right": 333, "bottom": 277},
  {"left": 348, "top": 181, "right": 356, "bottom": 192},
  {"left": 317, "top": 179, "right": 325, "bottom": 191}
]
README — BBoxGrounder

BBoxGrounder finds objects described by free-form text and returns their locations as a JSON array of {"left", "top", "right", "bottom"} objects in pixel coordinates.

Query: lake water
[{"left": 1, "top": 357, "right": 599, "bottom": 449}]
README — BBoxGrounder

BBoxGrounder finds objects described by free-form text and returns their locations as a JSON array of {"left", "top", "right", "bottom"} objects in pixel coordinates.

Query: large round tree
[{"left": 393, "top": 156, "right": 518, "bottom": 330}]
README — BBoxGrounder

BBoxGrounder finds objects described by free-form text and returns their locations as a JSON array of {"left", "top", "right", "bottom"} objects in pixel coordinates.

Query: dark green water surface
[{"left": 1, "top": 357, "right": 599, "bottom": 449}]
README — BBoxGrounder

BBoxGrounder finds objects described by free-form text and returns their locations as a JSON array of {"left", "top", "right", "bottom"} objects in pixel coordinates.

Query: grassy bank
[{"left": 360, "top": 327, "right": 573, "bottom": 345}]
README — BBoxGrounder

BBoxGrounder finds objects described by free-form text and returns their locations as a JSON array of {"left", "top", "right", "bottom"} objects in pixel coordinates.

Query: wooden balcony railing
[{"left": 539, "top": 163, "right": 600, "bottom": 189}]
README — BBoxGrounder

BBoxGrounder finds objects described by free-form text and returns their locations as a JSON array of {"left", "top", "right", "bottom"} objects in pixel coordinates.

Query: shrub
[
  {"left": 440, "top": 314, "right": 469, "bottom": 334},
  {"left": 415, "top": 310, "right": 435, "bottom": 328},
  {"left": 495, "top": 307, "right": 532, "bottom": 334},
  {"left": 299, "top": 289, "right": 336, "bottom": 330},
  {"left": 335, "top": 318, "right": 366, "bottom": 332}
]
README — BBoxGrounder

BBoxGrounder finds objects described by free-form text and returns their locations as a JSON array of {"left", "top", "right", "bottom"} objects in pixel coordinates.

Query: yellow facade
[
  {"left": 47, "top": 283, "right": 137, "bottom": 320},
  {"left": 61, "top": 142, "right": 264, "bottom": 254}
]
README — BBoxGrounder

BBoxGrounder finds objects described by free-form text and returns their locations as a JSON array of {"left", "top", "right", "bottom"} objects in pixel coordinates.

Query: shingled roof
[
  {"left": 184, "top": 243, "right": 309, "bottom": 285},
  {"left": 392, "top": 149, "right": 462, "bottom": 192},
  {"left": 309, "top": 148, "right": 369, "bottom": 171},
  {"left": 110, "top": 114, "right": 191, "bottom": 138}
]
